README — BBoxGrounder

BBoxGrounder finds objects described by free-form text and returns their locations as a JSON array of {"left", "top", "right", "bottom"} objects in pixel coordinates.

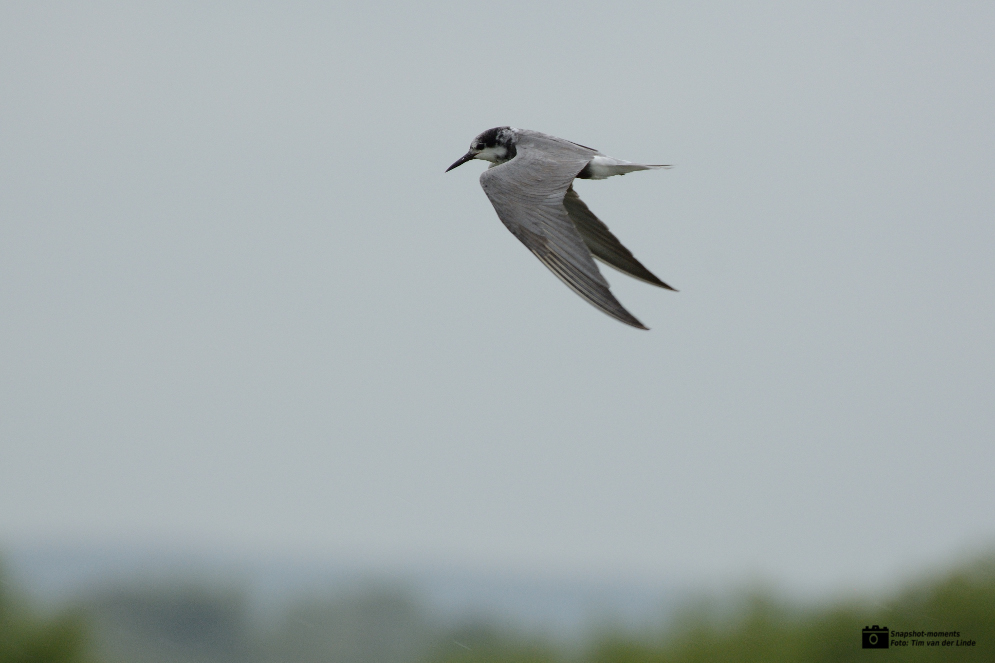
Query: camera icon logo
[{"left": 862, "top": 625, "right": 890, "bottom": 649}]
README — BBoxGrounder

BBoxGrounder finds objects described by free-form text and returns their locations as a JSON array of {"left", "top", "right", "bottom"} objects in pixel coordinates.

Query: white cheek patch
[{"left": 476, "top": 146, "right": 508, "bottom": 163}]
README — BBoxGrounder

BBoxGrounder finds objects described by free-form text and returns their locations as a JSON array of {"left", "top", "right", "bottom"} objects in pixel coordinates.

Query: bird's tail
[{"left": 580, "top": 156, "right": 673, "bottom": 180}]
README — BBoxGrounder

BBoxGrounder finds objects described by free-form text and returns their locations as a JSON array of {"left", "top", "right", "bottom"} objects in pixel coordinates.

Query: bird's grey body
[{"left": 447, "top": 127, "right": 674, "bottom": 329}]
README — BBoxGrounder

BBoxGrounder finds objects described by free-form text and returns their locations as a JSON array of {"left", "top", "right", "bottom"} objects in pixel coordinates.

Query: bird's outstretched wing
[
  {"left": 479, "top": 147, "right": 648, "bottom": 329},
  {"left": 563, "top": 185, "right": 676, "bottom": 291}
]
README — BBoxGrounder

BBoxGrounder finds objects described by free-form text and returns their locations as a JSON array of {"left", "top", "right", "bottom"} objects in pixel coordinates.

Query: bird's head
[{"left": 446, "top": 127, "right": 517, "bottom": 171}]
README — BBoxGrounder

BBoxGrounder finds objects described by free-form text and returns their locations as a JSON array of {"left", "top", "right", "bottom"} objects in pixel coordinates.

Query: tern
[{"left": 446, "top": 127, "right": 674, "bottom": 330}]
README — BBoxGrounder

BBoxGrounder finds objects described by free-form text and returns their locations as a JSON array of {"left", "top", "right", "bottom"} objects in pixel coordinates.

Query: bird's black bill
[{"left": 446, "top": 152, "right": 475, "bottom": 172}]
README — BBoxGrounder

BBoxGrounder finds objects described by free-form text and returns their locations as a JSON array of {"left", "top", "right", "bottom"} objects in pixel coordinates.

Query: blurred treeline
[
  {"left": 1, "top": 553, "right": 992, "bottom": 663},
  {"left": 0, "top": 560, "right": 91, "bottom": 663}
]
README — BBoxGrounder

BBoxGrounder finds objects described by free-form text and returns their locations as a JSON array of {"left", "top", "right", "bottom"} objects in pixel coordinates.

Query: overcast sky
[{"left": 1, "top": 2, "right": 993, "bottom": 596}]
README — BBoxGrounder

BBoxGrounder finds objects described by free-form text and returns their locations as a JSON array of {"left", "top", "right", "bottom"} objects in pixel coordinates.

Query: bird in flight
[{"left": 446, "top": 127, "right": 675, "bottom": 330}]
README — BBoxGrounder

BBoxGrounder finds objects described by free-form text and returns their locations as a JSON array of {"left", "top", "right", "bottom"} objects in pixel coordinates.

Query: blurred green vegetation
[
  {"left": 1, "top": 552, "right": 993, "bottom": 662},
  {"left": 0, "top": 562, "right": 91, "bottom": 663},
  {"left": 427, "top": 621, "right": 562, "bottom": 663},
  {"left": 583, "top": 555, "right": 995, "bottom": 663},
  {"left": 429, "top": 555, "right": 995, "bottom": 663}
]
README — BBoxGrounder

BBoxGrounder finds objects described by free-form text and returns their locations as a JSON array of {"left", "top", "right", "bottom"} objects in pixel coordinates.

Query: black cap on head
[{"left": 474, "top": 127, "right": 507, "bottom": 149}]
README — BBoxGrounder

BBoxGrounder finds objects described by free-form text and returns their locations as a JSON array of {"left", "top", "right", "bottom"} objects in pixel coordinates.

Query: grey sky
[{"left": 1, "top": 2, "right": 993, "bottom": 596}]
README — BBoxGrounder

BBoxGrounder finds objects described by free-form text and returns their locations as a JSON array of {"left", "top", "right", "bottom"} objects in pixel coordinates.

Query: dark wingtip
[
  {"left": 603, "top": 307, "right": 649, "bottom": 330},
  {"left": 635, "top": 271, "right": 677, "bottom": 291},
  {"left": 620, "top": 315, "right": 650, "bottom": 330},
  {"left": 643, "top": 274, "right": 678, "bottom": 291}
]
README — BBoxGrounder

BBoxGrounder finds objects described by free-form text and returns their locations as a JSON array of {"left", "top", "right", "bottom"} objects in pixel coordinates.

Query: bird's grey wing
[
  {"left": 563, "top": 185, "right": 677, "bottom": 291},
  {"left": 479, "top": 152, "right": 648, "bottom": 329},
  {"left": 513, "top": 129, "right": 602, "bottom": 158}
]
